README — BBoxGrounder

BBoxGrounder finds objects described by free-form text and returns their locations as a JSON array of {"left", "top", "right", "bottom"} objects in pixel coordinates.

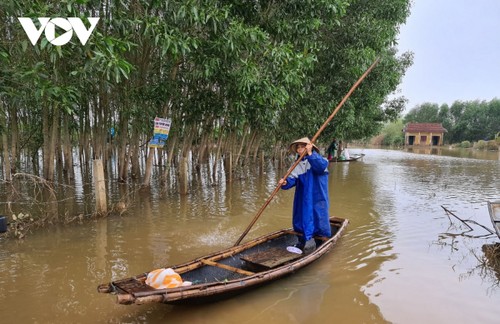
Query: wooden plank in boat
[
  {"left": 200, "top": 259, "right": 255, "bottom": 276},
  {"left": 240, "top": 247, "right": 302, "bottom": 269}
]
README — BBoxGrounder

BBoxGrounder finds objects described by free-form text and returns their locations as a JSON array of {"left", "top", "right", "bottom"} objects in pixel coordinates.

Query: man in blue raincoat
[{"left": 279, "top": 137, "right": 331, "bottom": 252}]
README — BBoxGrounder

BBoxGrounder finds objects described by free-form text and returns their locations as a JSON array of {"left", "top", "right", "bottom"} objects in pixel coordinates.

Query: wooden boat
[
  {"left": 329, "top": 153, "right": 365, "bottom": 163},
  {"left": 97, "top": 217, "right": 348, "bottom": 305},
  {"left": 488, "top": 201, "right": 500, "bottom": 238}
]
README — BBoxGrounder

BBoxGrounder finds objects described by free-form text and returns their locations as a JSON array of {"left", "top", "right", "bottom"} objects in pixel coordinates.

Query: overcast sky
[{"left": 395, "top": 0, "right": 500, "bottom": 112}]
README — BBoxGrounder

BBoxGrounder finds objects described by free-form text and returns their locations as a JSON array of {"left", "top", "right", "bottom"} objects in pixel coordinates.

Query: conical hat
[{"left": 289, "top": 137, "right": 319, "bottom": 154}]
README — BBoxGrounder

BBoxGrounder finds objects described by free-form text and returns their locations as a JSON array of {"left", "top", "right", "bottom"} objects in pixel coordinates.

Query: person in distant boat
[
  {"left": 326, "top": 138, "right": 338, "bottom": 161},
  {"left": 337, "top": 140, "right": 344, "bottom": 160},
  {"left": 278, "top": 137, "right": 331, "bottom": 252},
  {"left": 343, "top": 143, "right": 351, "bottom": 160}
]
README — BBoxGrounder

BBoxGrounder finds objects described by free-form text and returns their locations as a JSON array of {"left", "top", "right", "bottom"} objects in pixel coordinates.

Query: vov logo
[{"left": 18, "top": 17, "right": 100, "bottom": 46}]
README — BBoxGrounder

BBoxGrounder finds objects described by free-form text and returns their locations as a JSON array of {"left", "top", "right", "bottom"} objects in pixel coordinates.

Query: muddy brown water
[{"left": 1, "top": 148, "right": 499, "bottom": 323}]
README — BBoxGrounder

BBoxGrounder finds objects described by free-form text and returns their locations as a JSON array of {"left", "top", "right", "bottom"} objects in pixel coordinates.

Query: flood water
[{"left": 1, "top": 147, "right": 499, "bottom": 323}]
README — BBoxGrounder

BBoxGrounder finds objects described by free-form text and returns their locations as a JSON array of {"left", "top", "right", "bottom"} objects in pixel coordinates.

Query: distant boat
[
  {"left": 329, "top": 153, "right": 365, "bottom": 163},
  {"left": 97, "top": 217, "right": 348, "bottom": 305},
  {"left": 488, "top": 201, "right": 500, "bottom": 239}
]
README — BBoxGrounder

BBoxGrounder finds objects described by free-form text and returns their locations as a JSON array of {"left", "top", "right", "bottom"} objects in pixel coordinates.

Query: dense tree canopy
[{"left": 1, "top": 0, "right": 413, "bottom": 184}]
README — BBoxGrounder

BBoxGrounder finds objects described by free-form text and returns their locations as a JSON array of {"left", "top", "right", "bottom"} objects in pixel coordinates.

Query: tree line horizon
[{"left": 378, "top": 98, "right": 500, "bottom": 147}]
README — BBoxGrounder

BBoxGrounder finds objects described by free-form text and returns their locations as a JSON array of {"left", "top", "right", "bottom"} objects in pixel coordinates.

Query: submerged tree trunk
[
  {"left": 243, "top": 131, "right": 257, "bottom": 166},
  {"left": 233, "top": 126, "right": 248, "bottom": 169},
  {"left": 166, "top": 135, "right": 177, "bottom": 167},
  {"left": 129, "top": 127, "right": 140, "bottom": 179},
  {"left": 178, "top": 125, "right": 195, "bottom": 194},
  {"left": 179, "top": 156, "right": 188, "bottom": 195},
  {"left": 142, "top": 146, "right": 154, "bottom": 187},
  {"left": 224, "top": 151, "right": 233, "bottom": 182},
  {"left": 212, "top": 132, "right": 224, "bottom": 183},
  {"left": 253, "top": 135, "right": 262, "bottom": 163},
  {"left": 197, "top": 131, "right": 209, "bottom": 165}
]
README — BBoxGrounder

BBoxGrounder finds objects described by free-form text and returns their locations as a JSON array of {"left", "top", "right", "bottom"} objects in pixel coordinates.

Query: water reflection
[{"left": 405, "top": 146, "right": 500, "bottom": 160}]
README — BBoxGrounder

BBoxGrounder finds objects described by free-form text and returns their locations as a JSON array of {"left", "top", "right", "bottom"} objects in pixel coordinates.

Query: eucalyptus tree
[{"left": 287, "top": 0, "right": 413, "bottom": 145}]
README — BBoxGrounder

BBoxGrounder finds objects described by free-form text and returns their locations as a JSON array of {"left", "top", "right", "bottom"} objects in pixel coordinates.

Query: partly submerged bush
[
  {"left": 487, "top": 140, "right": 499, "bottom": 151},
  {"left": 460, "top": 141, "right": 472, "bottom": 148},
  {"left": 474, "top": 140, "right": 487, "bottom": 150}
]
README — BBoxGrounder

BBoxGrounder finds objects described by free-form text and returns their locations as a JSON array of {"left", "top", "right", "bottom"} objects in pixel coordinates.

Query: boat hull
[
  {"left": 98, "top": 217, "right": 348, "bottom": 305},
  {"left": 329, "top": 153, "right": 365, "bottom": 162},
  {"left": 488, "top": 201, "right": 500, "bottom": 238}
]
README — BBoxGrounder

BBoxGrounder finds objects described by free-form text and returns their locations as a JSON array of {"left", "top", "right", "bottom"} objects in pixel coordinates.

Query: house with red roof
[{"left": 403, "top": 123, "right": 447, "bottom": 146}]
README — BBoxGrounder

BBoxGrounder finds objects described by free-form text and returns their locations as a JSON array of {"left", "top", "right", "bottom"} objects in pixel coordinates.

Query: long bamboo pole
[{"left": 234, "top": 57, "right": 380, "bottom": 246}]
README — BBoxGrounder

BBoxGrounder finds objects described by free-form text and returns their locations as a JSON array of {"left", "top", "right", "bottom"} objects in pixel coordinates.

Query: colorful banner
[{"left": 148, "top": 117, "right": 171, "bottom": 148}]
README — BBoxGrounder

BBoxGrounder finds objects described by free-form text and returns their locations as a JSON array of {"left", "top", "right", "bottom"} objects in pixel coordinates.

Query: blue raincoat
[{"left": 281, "top": 151, "right": 331, "bottom": 242}]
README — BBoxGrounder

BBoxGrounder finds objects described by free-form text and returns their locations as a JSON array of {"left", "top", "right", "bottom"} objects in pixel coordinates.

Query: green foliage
[
  {"left": 474, "top": 140, "right": 487, "bottom": 150},
  {"left": 460, "top": 141, "right": 472, "bottom": 148},
  {"left": 403, "top": 103, "right": 440, "bottom": 124},
  {"left": 380, "top": 120, "right": 404, "bottom": 146}
]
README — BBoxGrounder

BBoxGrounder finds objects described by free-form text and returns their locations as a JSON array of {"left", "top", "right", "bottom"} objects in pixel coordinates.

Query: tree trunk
[
  {"left": 233, "top": 126, "right": 248, "bottom": 169},
  {"left": 224, "top": 151, "right": 233, "bottom": 183},
  {"left": 9, "top": 105, "right": 18, "bottom": 174},
  {"left": 0, "top": 104, "right": 12, "bottom": 181},
  {"left": 62, "top": 113, "right": 74, "bottom": 179},
  {"left": 243, "top": 131, "right": 257, "bottom": 166},
  {"left": 129, "top": 127, "right": 140, "bottom": 179},
  {"left": 260, "top": 151, "right": 265, "bottom": 174},
  {"left": 42, "top": 104, "right": 50, "bottom": 179},
  {"left": 46, "top": 106, "right": 59, "bottom": 181},
  {"left": 78, "top": 108, "right": 85, "bottom": 174},
  {"left": 82, "top": 105, "right": 91, "bottom": 174},
  {"left": 198, "top": 131, "right": 209, "bottom": 164},
  {"left": 117, "top": 112, "right": 129, "bottom": 182},
  {"left": 93, "top": 159, "right": 107, "bottom": 214},
  {"left": 143, "top": 146, "right": 155, "bottom": 187},
  {"left": 179, "top": 156, "right": 188, "bottom": 195},
  {"left": 212, "top": 132, "right": 224, "bottom": 183},
  {"left": 166, "top": 135, "right": 177, "bottom": 166},
  {"left": 253, "top": 135, "right": 262, "bottom": 163}
]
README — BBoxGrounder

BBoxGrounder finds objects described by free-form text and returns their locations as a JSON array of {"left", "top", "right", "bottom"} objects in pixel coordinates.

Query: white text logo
[{"left": 18, "top": 17, "right": 100, "bottom": 46}]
